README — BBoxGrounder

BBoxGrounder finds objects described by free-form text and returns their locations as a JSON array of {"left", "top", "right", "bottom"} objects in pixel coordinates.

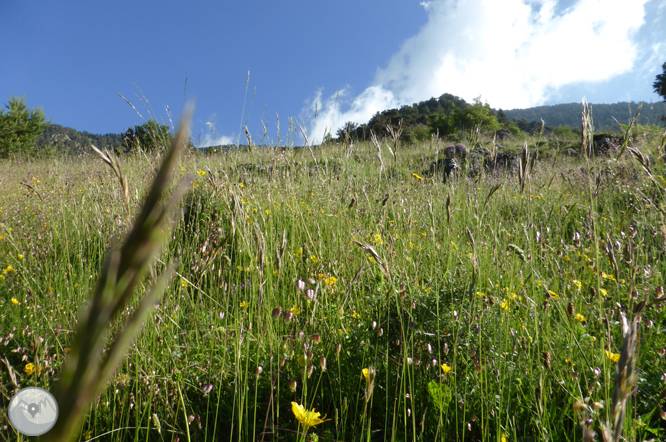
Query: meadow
[{"left": 1, "top": 111, "right": 666, "bottom": 442}]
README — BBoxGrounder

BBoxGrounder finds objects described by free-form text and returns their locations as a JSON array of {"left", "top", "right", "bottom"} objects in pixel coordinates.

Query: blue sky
[{"left": 1, "top": 0, "right": 665, "bottom": 146}]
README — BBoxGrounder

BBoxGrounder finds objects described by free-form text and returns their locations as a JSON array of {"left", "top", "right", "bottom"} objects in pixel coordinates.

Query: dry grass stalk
[
  {"left": 90, "top": 144, "right": 131, "bottom": 225},
  {"left": 614, "top": 103, "right": 642, "bottom": 160},
  {"left": 45, "top": 107, "right": 193, "bottom": 442},
  {"left": 369, "top": 130, "right": 384, "bottom": 173},
  {"left": 296, "top": 120, "right": 317, "bottom": 166},
  {"left": 518, "top": 141, "right": 536, "bottom": 194},
  {"left": 386, "top": 119, "right": 403, "bottom": 162},
  {"left": 352, "top": 240, "right": 391, "bottom": 283},
  {"left": 582, "top": 99, "right": 594, "bottom": 160},
  {"left": 602, "top": 311, "right": 639, "bottom": 442}
]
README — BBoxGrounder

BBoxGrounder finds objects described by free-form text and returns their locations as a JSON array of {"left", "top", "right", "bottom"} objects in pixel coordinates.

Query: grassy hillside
[{"left": 1, "top": 122, "right": 665, "bottom": 441}]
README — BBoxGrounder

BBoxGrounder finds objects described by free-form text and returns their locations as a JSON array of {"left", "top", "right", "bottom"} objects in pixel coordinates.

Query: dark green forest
[
  {"left": 337, "top": 93, "right": 666, "bottom": 144},
  {"left": 31, "top": 95, "right": 666, "bottom": 154}
]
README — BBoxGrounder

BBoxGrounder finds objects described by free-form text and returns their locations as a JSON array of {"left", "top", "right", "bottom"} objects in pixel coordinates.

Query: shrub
[{"left": 123, "top": 119, "right": 173, "bottom": 153}]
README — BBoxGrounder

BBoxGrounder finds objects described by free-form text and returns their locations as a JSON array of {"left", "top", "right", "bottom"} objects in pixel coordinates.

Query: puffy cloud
[{"left": 307, "top": 0, "right": 653, "bottom": 143}]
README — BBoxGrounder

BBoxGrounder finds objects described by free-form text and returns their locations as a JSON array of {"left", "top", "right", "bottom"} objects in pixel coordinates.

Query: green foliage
[
  {"left": 618, "top": 122, "right": 664, "bottom": 143},
  {"left": 507, "top": 124, "right": 523, "bottom": 138},
  {"left": 427, "top": 99, "right": 501, "bottom": 136},
  {"left": 123, "top": 119, "right": 173, "bottom": 153},
  {"left": 552, "top": 125, "right": 577, "bottom": 139},
  {"left": 336, "top": 121, "right": 358, "bottom": 141},
  {"left": 0, "top": 95, "right": 50, "bottom": 158},
  {"left": 654, "top": 61, "right": 666, "bottom": 101},
  {"left": 452, "top": 99, "right": 502, "bottom": 133}
]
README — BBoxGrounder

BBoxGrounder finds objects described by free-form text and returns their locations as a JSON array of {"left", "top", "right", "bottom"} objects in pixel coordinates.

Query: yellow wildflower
[
  {"left": 24, "top": 363, "right": 42, "bottom": 375},
  {"left": 605, "top": 351, "right": 620, "bottom": 363},
  {"left": 351, "top": 310, "right": 361, "bottom": 320},
  {"left": 291, "top": 402, "right": 330, "bottom": 430},
  {"left": 323, "top": 276, "right": 337, "bottom": 286},
  {"left": 441, "top": 363, "right": 452, "bottom": 374},
  {"left": 17, "top": 254, "right": 24, "bottom": 260},
  {"left": 310, "top": 255, "right": 319, "bottom": 263},
  {"left": 412, "top": 173, "right": 424, "bottom": 181},
  {"left": 572, "top": 280, "right": 582, "bottom": 290},
  {"left": 575, "top": 313, "right": 586, "bottom": 323},
  {"left": 180, "top": 279, "right": 188, "bottom": 288},
  {"left": 197, "top": 170, "right": 206, "bottom": 176},
  {"left": 290, "top": 305, "right": 301, "bottom": 315},
  {"left": 600, "top": 288, "right": 608, "bottom": 297},
  {"left": 240, "top": 301, "right": 250, "bottom": 309},
  {"left": 373, "top": 233, "right": 383, "bottom": 245},
  {"left": 239, "top": 182, "right": 244, "bottom": 188},
  {"left": 11, "top": 297, "right": 19, "bottom": 305},
  {"left": 547, "top": 290, "right": 559, "bottom": 299}
]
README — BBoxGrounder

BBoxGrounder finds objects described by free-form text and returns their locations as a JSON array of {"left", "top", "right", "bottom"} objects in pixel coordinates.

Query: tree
[
  {"left": 123, "top": 119, "right": 173, "bottom": 153},
  {"left": 654, "top": 62, "right": 666, "bottom": 101},
  {"left": 0, "top": 95, "right": 50, "bottom": 158},
  {"left": 336, "top": 121, "right": 358, "bottom": 141}
]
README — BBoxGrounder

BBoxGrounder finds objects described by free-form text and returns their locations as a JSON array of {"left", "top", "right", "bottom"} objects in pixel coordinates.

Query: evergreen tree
[
  {"left": 654, "top": 62, "right": 666, "bottom": 101},
  {"left": 0, "top": 95, "right": 50, "bottom": 158}
]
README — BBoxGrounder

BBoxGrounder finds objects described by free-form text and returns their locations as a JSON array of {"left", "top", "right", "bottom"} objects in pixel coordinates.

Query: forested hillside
[
  {"left": 502, "top": 101, "right": 666, "bottom": 131},
  {"left": 36, "top": 124, "right": 125, "bottom": 155}
]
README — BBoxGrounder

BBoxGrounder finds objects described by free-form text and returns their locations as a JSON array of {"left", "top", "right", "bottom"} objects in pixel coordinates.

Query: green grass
[{"left": 1, "top": 122, "right": 666, "bottom": 442}]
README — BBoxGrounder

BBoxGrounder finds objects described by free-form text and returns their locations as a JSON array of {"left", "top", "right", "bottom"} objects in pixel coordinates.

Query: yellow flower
[
  {"left": 352, "top": 310, "right": 361, "bottom": 319},
  {"left": 265, "top": 209, "right": 271, "bottom": 215},
  {"left": 239, "top": 182, "right": 244, "bottom": 188},
  {"left": 180, "top": 168, "right": 186, "bottom": 172},
  {"left": 180, "top": 279, "right": 188, "bottom": 288},
  {"left": 575, "top": 313, "right": 586, "bottom": 323},
  {"left": 499, "top": 299, "right": 509, "bottom": 311},
  {"left": 290, "top": 305, "right": 301, "bottom": 315},
  {"left": 291, "top": 402, "right": 330, "bottom": 430},
  {"left": 562, "top": 255, "right": 570, "bottom": 262},
  {"left": 547, "top": 290, "right": 559, "bottom": 299},
  {"left": 323, "top": 276, "right": 337, "bottom": 286},
  {"left": 412, "top": 173, "right": 424, "bottom": 181},
  {"left": 192, "top": 182, "right": 199, "bottom": 188},
  {"left": 5, "top": 265, "right": 14, "bottom": 273},
  {"left": 441, "top": 363, "right": 452, "bottom": 374},
  {"left": 310, "top": 255, "right": 319, "bottom": 263},
  {"left": 500, "top": 433, "right": 509, "bottom": 442},
  {"left": 17, "top": 254, "right": 24, "bottom": 260},
  {"left": 372, "top": 233, "right": 383, "bottom": 245},
  {"left": 197, "top": 170, "right": 206, "bottom": 176},
  {"left": 24, "top": 363, "right": 41, "bottom": 375},
  {"left": 605, "top": 351, "right": 620, "bottom": 363},
  {"left": 600, "top": 288, "right": 608, "bottom": 297},
  {"left": 11, "top": 297, "right": 19, "bottom": 305},
  {"left": 240, "top": 301, "right": 250, "bottom": 309},
  {"left": 572, "top": 280, "right": 582, "bottom": 290}
]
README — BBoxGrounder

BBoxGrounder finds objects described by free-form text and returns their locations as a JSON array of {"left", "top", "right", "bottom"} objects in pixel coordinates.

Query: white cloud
[{"left": 307, "top": 0, "right": 651, "bottom": 143}]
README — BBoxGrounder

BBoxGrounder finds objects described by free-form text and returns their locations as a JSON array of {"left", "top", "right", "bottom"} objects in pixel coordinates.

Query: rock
[
  {"left": 443, "top": 143, "right": 468, "bottom": 158},
  {"left": 472, "top": 147, "right": 491, "bottom": 156},
  {"left": 429, "top": 158, "right": 460, "bottom": 183},
  {"left": 592, "top": 134, "right": 622, "bottom": 155},
  {"left": 495, "top": 129, "right": 514, "bottom": 141}
]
